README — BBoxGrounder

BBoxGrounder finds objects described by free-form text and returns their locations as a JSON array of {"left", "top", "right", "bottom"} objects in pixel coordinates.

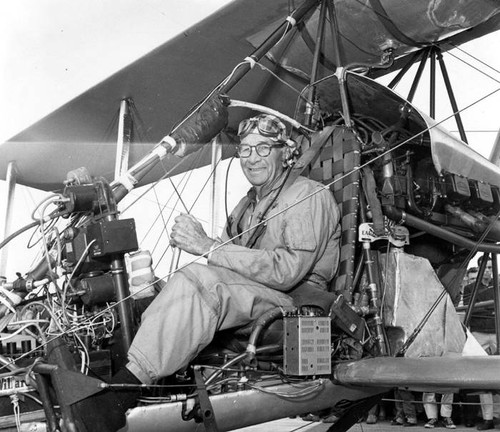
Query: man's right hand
[{"left": 170, "top": 213, "right": 216, "bottom": 256}]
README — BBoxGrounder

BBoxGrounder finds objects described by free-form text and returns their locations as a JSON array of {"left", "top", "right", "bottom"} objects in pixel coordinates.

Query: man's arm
[
  {"left": 170, "top": 184, "right": 340, "bottom": 291},
  {"left": 210, "top": 187, "right": 340, "bottom": 290},
  {"left": 209, "top": 245, "right": 321, "bottom": 290}
]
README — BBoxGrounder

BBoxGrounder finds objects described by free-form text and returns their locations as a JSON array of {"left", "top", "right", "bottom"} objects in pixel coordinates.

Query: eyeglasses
[
  {"left": 237, "top": 115, "right": 287, "bottom": 142},
  {"left": 237, "top": 143, "right": 284, "bottom": 158}
]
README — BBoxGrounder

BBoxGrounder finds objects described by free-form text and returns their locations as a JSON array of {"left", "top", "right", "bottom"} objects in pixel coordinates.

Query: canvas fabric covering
[{"left": 381, "top": 251, "right": 466, "bottom": 357}]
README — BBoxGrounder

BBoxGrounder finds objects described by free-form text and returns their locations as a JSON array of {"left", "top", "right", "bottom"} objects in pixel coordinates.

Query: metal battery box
[
  {"left": 87, "top": 219, "right": 138, "bottom": 258},
  {"left": 283, "top": 315, "right": 331, "bottom": 376}
]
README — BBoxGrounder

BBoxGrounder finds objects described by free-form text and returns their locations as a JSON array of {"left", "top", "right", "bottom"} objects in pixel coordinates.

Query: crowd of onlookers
[
  {"left": 362, "top": 389, "right": 498, "bottom": 429},
  {"left": 361, "top": 256, "right": 499, "bottom": 430}
]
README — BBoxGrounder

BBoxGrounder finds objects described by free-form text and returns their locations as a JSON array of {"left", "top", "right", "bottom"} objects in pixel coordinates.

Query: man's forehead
[{"left": 240, "top": 133, "right": 275, "bottom": 145}]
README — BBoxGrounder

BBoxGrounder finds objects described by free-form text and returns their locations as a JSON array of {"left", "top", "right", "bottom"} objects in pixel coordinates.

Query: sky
[
  {"left": 0, "top": 0, "right": 240, "bottom": 280},
  {"left": 1, "top": 1, "right": 500, "bottom": 280},
  {"left": 383, "top": 33, "right": 500, "bottom": 159},
  {"left": 0, "top": 0, "right": 233, "bottom": 142}
]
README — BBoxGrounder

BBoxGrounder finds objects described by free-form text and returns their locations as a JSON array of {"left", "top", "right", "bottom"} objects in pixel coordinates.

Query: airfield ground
[{"left": 236, "top": 417, "right": 492, "bottom": 432}]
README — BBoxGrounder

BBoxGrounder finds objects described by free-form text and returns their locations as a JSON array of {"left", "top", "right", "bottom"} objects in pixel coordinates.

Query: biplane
[{"left": 1, "top": 0, "right": 500, "bottom": 431}]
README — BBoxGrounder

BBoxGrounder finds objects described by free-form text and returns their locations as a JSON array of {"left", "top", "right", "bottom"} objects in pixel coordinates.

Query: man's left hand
[{"left": 170, "top": 213, "right": 215, "bottom": 256}]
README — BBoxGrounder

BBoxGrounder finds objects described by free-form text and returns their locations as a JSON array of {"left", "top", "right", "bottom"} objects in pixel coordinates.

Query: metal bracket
[{"left": 193, "top": 367, "right": 219, "bottom": 432}]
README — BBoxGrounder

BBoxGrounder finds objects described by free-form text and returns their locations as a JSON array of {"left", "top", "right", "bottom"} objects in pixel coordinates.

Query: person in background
[
  {"left": 366, "top": 403, "right": 386, "bottom": 424},
  {"left": 392, "top": 389, "right": 418, "bottom": 427},
  {"left": 462, "top": 257, "right": 498, "bottom": 430},
  {"left": 423, "top": 392, "right": 456, "bottom": 429},
  {"left": 460, "top": 267, "right": 479, "bottom": 306},
  {"left": 463, "top": 258, "right": 496, "bottom": 355},
  {"left": 467, "top": 267, "right": 479, "bottom": 285}
]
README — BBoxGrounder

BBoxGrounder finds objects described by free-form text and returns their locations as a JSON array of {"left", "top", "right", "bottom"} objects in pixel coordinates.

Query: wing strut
[
  {"left": 0, "top": 162, "right": 17, "bottom": 279},
  {"left": 329, "top": 0, "right": 353, "bottom": 127},
  {"left": 435, "top": 48, "right": 469, "bottom": 143},
  {"left": 493, "top": 254, "right": 500, "bottom": 354},
  {"left": 490, "top": 127, "right": 500, "bottom": 167},
  {"left": 114, "top": 98, "right": 132, "bottom": 180},
  {"left": 220, "top": 0, "right": 320, "bottom": 94},
  {"left": 303, "top": 0, "right": 328, "bottom": 126}
]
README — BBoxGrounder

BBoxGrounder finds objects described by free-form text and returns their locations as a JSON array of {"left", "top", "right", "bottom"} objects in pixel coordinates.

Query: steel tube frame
[
  {"left": 407, "top": 47, "right": 430, "bottom": 103},
  {"left": 329, "top": 0, "right": 353, "bottom": 127},
  {"left": 304, "top": 0, "right": 328, "bottom": 125},
  {"left": 429, "top": 46, "right": 436, "bottom": 118},
  {"left": 436, "top": 48, "right": 468, "bottom": 143},
  {"left": 388, "top": 50, "right": 421, "bottom": 89},
  {"left": 359, "top": 194, "right": 388, "bottom": 355},
  {"left": 383, "top": 205, "right": 500, "bottom": 254},
  {"left": 492, "top": 254, "right": 500, "bottom": 354},
  {"left": 114, "top": 98, "right": 132, "bottom": 181},
  {"left": 464, "top": 252, "right": 489, "bottom": 327},
  {"left": 221, "top": 0, "right": 320, "bottom": 94},
  {"left": 0, "top": 162, "right": 17, "bottom": 279}
]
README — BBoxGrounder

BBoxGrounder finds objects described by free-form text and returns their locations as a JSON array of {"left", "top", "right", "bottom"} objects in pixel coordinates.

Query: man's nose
[{"left": 247, "top": 148, "right": 261, "bottom": 162}]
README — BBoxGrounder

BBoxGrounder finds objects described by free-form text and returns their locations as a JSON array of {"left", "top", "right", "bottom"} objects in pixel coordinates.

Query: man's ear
[
  {"left": 281, "top": 146, "right": 294, "bottom": 167},
  {"left": 281, "top": 144, "right": 301, "bottom": 168}
]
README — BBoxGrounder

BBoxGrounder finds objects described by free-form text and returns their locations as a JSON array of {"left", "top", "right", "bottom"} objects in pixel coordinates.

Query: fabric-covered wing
[{"left": 2, "top": 0, "right": 500, "bottom": 191}]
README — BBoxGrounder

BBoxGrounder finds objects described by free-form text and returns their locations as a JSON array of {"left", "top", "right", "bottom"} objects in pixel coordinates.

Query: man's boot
[{"left": 74, "top": 367, "right": 142, "bottom": 432}]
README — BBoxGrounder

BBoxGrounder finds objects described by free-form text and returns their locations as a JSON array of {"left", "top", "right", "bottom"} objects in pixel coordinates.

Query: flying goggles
[{"left": 237, "top": 114, "right": 289, "bottom": 143}]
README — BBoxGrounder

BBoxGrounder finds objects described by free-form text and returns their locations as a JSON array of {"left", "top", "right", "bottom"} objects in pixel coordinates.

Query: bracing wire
[
  {"left": 224, "top": 156, "right": 237, "bottom": 223},
  {"left": 153, "top": 150, "right": 225, "bottom": 271},
  {"left": 443, "top": 41, "right": 500, "bottom": 81}
]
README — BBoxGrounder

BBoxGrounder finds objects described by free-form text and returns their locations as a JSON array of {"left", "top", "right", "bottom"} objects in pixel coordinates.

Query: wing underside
[{"left": 2, "top": 0, "right": 500, "bottom": 190}]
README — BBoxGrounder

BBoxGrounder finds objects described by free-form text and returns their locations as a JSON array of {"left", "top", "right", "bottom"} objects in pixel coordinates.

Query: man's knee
[
  {"left": 143, "top": 268, "right": 214, "bottom": 317},
  {"left": 177, "top": 263, "right": 212, "bottom": 282},
  {"left": 169, "top": 266, "right": 223, "bottom": 314}
]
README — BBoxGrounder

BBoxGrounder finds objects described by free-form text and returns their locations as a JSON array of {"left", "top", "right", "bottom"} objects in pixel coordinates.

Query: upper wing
[{"left": 2, "top": 0, "right": 500, "bottom": 191}]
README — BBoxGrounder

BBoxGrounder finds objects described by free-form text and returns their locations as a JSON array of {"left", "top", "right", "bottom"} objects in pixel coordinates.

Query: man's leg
[
  {"left": 392, "top": 389, "right": 405, "bottom": 425},
  {"left": 473, "top": 332, "right": 496, "bottom": 355},
  {"left": 400, "top": 390, "right": 417, "bottom": 425},
  {"left": 478, "top": 333, "right": 500, "bottom": 420},
  {"left": 127, "top": 264, "right": 294, "bottom": 384},
  {"left": 464, "top": 331, "right": 494, "bottom": 429},
  {"left": 440, "top": 393, "right": 453, "bottom": 418},
  {"left": 423, "top": 392, "right": 438, "bottom": 420},
  {"left": 472, "top": 332, "right": 496, "bottom": 427},
  {"left": 480, "top": 394, "right": 494, "bottom": 421},
  {"left": 77, "top": 265, "right": 293, "bottom": 431}
]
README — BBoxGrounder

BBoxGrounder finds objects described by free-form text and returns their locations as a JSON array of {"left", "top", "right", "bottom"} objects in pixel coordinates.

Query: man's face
[
  {"left": 467, "top": 271, "right": 478, "bottom": 285},
  {"left": 239, "top": 134, "right": 284, "bottom": 190},
  {"left": 483, "top": 260, "right": 493, "bottom": 284}
]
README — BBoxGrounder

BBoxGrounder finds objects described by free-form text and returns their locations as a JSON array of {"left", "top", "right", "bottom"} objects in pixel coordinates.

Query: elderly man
[{"left": 85, "top": 114, "right": 341, "bottom": 431}]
